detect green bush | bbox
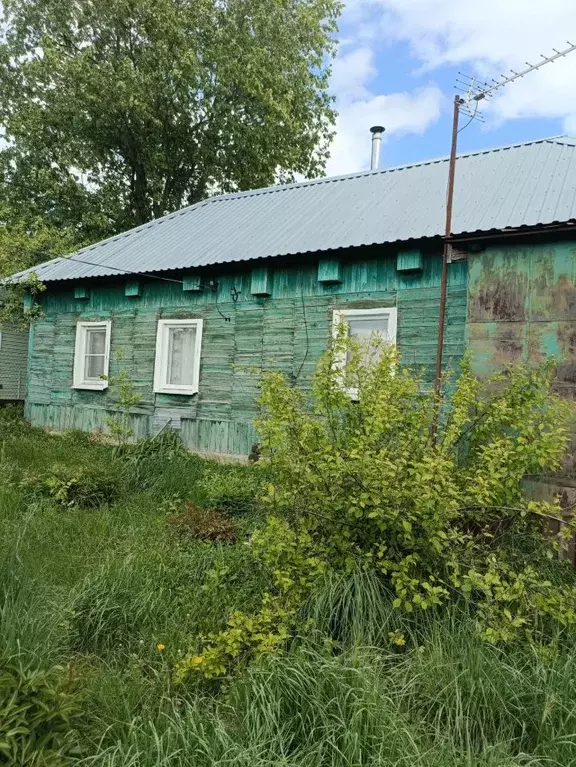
[0,653,80,766]
[120,429,188,463]
[178,333,576,679]
[21,462,123,509]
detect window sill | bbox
[154,386,198,396]
[72,381,109,391]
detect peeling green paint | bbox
[468,241,576,384]
[397,250,423,273]
[317,259,342,284]
[26,253,468,456]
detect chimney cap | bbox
[370,125,385,134]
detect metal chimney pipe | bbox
[369,125,385,170]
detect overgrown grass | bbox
[2,409,576,765]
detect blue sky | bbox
[326,0,576,175]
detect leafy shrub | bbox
[0,653,80,765]
[198,464,266,515]
[104,359,143,444]
[21,462,123,508]
[169,503,237,543]
[178,333,576,680]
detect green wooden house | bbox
[0,321,29,402]
[11,136,576,459]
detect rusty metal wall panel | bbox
[468,240,576,478]
[468,241,576,376]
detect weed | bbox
[21,462,123,509]
[198,464,265,515]
[169,504,237,544]
[0,652,81,766]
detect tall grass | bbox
[2,412,576,765]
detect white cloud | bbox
[327,19,444,175]
[354,0,576,130]
[327,0,576,174]
[330,47,377,102]
[327,86,443,175]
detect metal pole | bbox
[369,125,385,170]
[432,95,462,438]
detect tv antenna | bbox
[432,40,576,435]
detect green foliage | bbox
[21,462,123,508]
[0,0,340,254]
[4,408,576,764]
[0,219,82,279]
[181,332,576,679]
[121,428,188,463]
[0,653,80,766]
[105,355,143,444]
[119,429,194,494]
[68,558,170,655]
[199,463,266,515]
[176,513,327,680]
[0,273,45,327]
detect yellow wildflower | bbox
[192,655,203,665]
[388,630,406,647]
[156,643,166,652]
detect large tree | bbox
[0,0,340,264]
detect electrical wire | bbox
[216,304,231,322]
[7,245,241,324]
[2,240,187,286]
[457,99,479,134]
[50,255,186,284]
[293,291,310,383]
[4,244,239,318]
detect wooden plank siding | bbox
[0,323,29,401]
[25,252,468,456]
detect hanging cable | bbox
[293,291,310,383]
[457,100,479,134]
[15,253,186,285]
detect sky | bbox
[326,0,576,176]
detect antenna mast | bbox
[431,41,576,437]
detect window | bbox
[154,319,203,395]
[73,321,111,390]
[332,307,397,397]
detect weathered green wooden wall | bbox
[26,252,468,455]
[468,240,576,476]
[0,323,29,401]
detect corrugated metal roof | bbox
[14,135,576,283]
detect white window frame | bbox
[153,318,203,395]
[332,307,397,398]
[72,320,111,390]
